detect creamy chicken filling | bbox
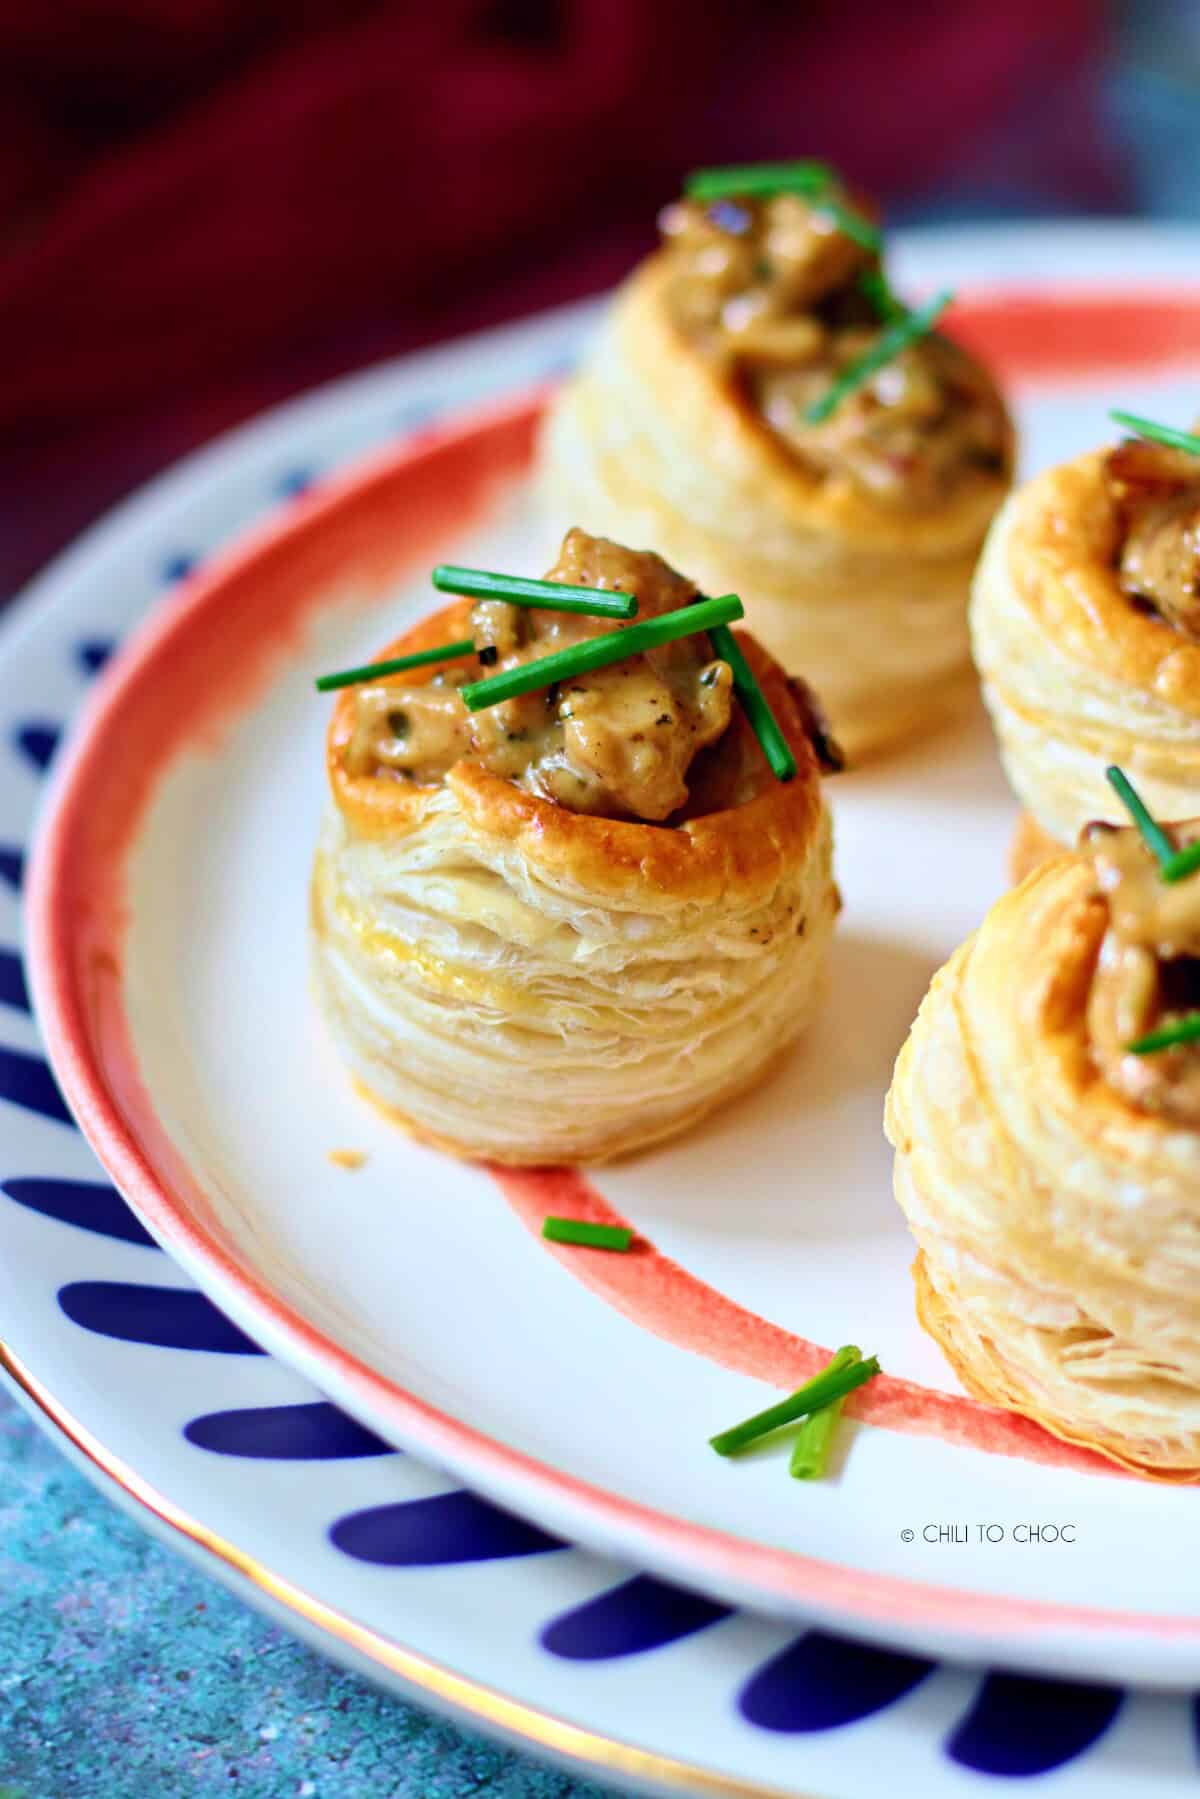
[343,530,735,822]
[1085,820,1200,1123]
[658,190,1008,507]
[1106,438,1200,640]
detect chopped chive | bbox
[1104,765,1175,869]
[1109,411,1200,459]
[683,161,878,251]
[685,160,835,202]
[432,565,637,620]
[707,622,796,782]
[812,193,881,253]
[541,1216,633,1251]
[789,1346,861,1480]
[858,268,907,324]
[1161,839,1200,884]
[1128,1013,1200,1056]
[315,638,475,693]
[460,593,744,713]
[804,289,954,425]
[710,1355,880,1458]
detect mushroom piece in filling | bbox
[343,530,738,823]
[1106,437,1200,641]
[1085,819,1200,1123]
[657,189,1009,508]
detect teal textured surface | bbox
[0,1392,618,1799]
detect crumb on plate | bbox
[328,1148,367,1171]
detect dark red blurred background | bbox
[0,0,1186,601]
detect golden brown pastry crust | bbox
[315,601,839,1163]
[973,450,1200,849]
[886,850,1200,1480]
[539,256,1013,758]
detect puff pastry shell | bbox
[972,449,1200,867]
[539,257,1010,757]
[312,600,838,1163]
[886,849,1200,1479]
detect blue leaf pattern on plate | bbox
[739,1632,935,1732]
[0,948,29,1012]
[946,1672,1122,1775]
[2,1177,157,1247]
[540,1574,731,1660]
[277,467,316,497]
[330,1492,567,1566]
[186,1401,393,1461]
[0,1046,73,1125]
[76,639,116,675]
[0,845,23,891]
[58,1281,265,1354]
[14,722,60,773]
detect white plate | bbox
[20,223,1200,1702]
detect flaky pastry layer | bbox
[313,605,838,1162]
[973,450,1200,848]
[886,852,1200,1478]
[538,257,1010,757]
